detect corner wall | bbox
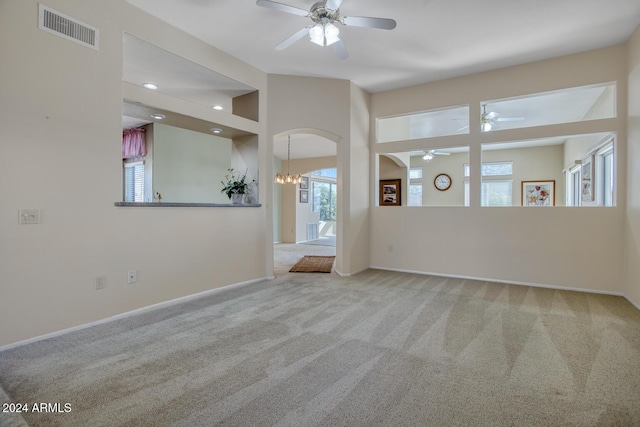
[626,25,640,307]
[267,75,370,275]
[0,0,268,347]
[370,46,627,294]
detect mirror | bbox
[121,34,259,204]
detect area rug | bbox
[289,255,335,273]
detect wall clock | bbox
[434,173,452,191]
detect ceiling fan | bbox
[456,105,525,131]
[480,104,525,131]
[422,149,450,161]
[256,0,397,60]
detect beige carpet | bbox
[289,255,336,273]
[1,269,639,426]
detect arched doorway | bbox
[272,130,339,275]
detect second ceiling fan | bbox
[256,0,397,59]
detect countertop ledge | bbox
[114,202,261,208]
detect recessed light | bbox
[211,128,222,134]
[212,105,223,111]
[150,114,165,120]
[143,83,158,90]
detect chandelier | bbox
[275,135,302,185]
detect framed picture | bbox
[581,155,594,202]
[521,180,555,206]
[300,190,308,203]
[300,176,309,190]
[380,179,401,206]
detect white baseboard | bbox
[336,267,369,278]
[0,277,267,352]
[625,294,640,310]
[369,265,632,300]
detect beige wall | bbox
[152,123,232,204]
[370,46,627,294]
[626,25,640,307]
[0,0,268,347]
[267,75,370,275]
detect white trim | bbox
[369,265,631,298]
[626,295,640,311]
[0,277,267,352]
[335,266,369,278]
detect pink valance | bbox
[122,127,146,159]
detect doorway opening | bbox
[273,132,338,275]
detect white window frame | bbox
[124,161,144,202]
[595,141,614,206]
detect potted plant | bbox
[221,168,255,204]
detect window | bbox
[377,105,469,143]
[596,142,614,206]
[124,161,144,202]
[464,162,513,177]
[480,82,616,133]
[311,168,337,179]
[410,167,423,179]
[481,181,513,206]
[409,184,422,206]
[311,180,337,221]
[464,161,514,206]
[568,165,581,206]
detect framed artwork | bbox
[300,176,309,190]
[380,179,401,206]
[581,155,594,202]
[521,180,555,206]
[300,190,308,203]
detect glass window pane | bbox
[409,184,422,206]
[410,167,422,180]
[377,105,469,143]
[464,181,469,206]
[482,162,512,176]
[481,82,615,133]
[481,181,512,206]
[311,168,337,179]
[603,151,613,206]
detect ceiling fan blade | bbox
[343,16,397,30]
[495,116,525,122]
[331,39,349,60]
[484,111,499,120]
[325,0,344,10]
[275,27,310,50]
[433,151,451,156]
[256,0,309,17]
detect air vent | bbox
[38,4,99,50]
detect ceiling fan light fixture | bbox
[324,23,340,46]
[309,24,325,46]
[482,122,492,132]
[423,152,434,161]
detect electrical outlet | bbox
[95,276,106,290]
[127,270,137,284]
[19,209,40,224]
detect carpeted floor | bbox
[1,267,639,426]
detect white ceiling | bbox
[122,0,639,159]
[126,0,640,93]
